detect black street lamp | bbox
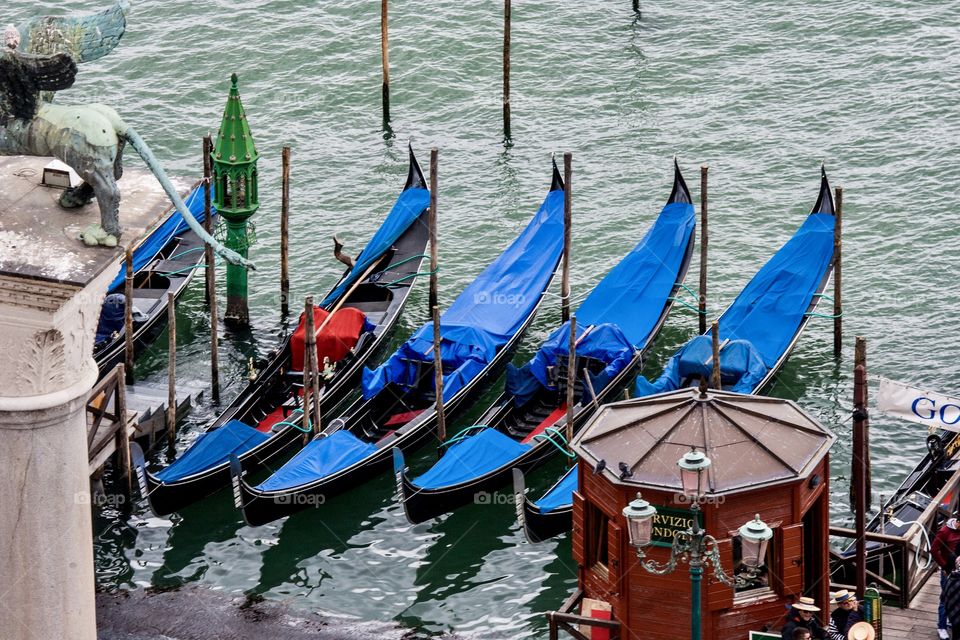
[621,449,773,640]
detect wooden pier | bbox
[883,573,941,639]
[87,364,202,479]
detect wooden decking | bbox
[883,572,943,639]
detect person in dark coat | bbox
[942,558,960,640]
[781,597,826,640]
[933,517,960,639]
[825,590,864,640]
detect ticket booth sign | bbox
[650,506,703,548]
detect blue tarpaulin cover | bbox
[320,187,430,309]
[155,420,268,483]
[412,428,532,489]
[536,465,578,514]
[506,199,696,406]
[95,293,126,345]
[107,184,212,293]
[362,189,566,401]
[636,211,835,396]
[255,431,377,491]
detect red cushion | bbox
[291,306,368,371]
[384,409,424,427]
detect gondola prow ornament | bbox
[0,2,252,268]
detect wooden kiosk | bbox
[555,388,836,640]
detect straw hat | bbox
[831,589,854,605]
[792,596,820,612]
[847,621,875,640]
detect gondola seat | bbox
[291,306,374,371]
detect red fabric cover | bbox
[291,306,367,371]
[521,405,567,444]
[589,608,611,640]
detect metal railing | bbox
[829,465,960,608]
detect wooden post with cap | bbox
[833,186,843,357]
[562,152,572,323]
[699,166,708,335]
[429,148,439,312]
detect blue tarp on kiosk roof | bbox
[636,210,835,396]
[362,189,566,402]
[107,183,213,293]
[320,186,430,309]
[506,199,696,406]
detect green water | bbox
[9,0,960,637]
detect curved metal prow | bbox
[667,157,693,205]
[550,156,565,192]
[404,143,427,191]
[811,165,835,215]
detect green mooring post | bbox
[213,73,260,326]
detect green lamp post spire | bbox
[213,73,259,325]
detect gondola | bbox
[94,182,212,377]
[230,160,567,526]
[132,145,431,516]
[394,161,697,524]
[831,425,960,595]
[517,166,838,542]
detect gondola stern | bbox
[404,143,428,192]
[129,441,150,502]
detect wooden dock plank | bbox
[883,572,944,640]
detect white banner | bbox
[876,377,960,433]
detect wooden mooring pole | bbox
[166,292,177,447]
[699,166,708,335]
[710,321,721,390]
[433,305,446,443]
[124,248,134,385]
[502,0,511,141]
[203,135,214,305]
[209,240,220,404]
[281,146,291,316]
[562,152,572,323]
[566,315,577,446]
[302,296,322,438]
[116,363,132,494]
[833,186,843,357]
[852,335,869,599]
[429,148,439,311]
[380,0,390,124]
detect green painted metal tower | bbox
[213,73,259,325]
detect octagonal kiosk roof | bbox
[570,388,835,495]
